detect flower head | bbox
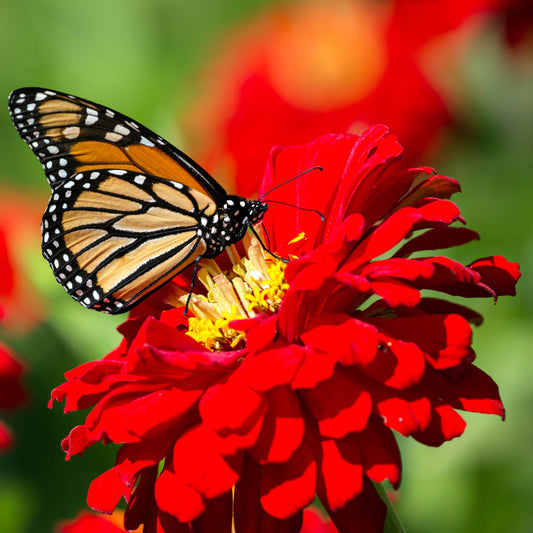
[51,128,520,532]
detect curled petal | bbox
[469,256,521,297]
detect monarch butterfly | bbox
[8,87,268,314]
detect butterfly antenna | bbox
[261,221,272,251]
[262,199,325,221]
[258,166,323,200]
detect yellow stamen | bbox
[163,234,291,351]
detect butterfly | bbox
[8,87,267,314]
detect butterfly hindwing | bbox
[8,87,227,200]
[42,169,215,314]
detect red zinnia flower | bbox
[51,127,520,533]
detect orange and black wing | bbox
[41,168,216,314]
[8,87,227,201]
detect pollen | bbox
[165,235,290,351]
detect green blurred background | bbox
[0,1,531,532]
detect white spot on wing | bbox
[114,124,130,136]
[63,126,80,139]
[140,136,155,147]
[105,132,122,142]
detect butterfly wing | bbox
[8,87,227,201]
[42,169,215,314]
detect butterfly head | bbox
[219,195,267,235]
[246,198,268,226]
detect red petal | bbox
[396,227,479,257]
[363,334,425,389]
[250,387,305,464]
[414,198,462,226]
[292,349,337,389]
[87,467,125,514]
[260,441,316,519]
[318,437,363,510]
[422,365,505,418]
[301,314,378,367]
[239,344,306,391]
[326,477,386,533]
[398,174,460,206]
[342,208,421,271]
[377,396,432,436]
[302,372,372,438]
[87,385,203,443]
[371,314,473,370]
[155,469,205,522]
[370,278,421,307]
[191,492,233,533]
[171,425,242,499]
[234,458,304,533]
[61,425,95,458]
[469,256,521,297]
[200,379,267,433]
[359,419,402,488]
[116,438,174,487]
[412,404,466,446]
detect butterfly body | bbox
[9,88,267,314]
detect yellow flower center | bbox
[164,234,289,351]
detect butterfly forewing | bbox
[8,88,226,200]
[9,87,267,314]
[42,169,212,313]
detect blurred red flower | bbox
[57,510,141,533]
[51,128,520,532]
[0,342,26,451]
[0,188,46,331]
[502,0,533,46]
[181,0,519,198]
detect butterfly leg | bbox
[184,255,203,315]
[248,225,288,263]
